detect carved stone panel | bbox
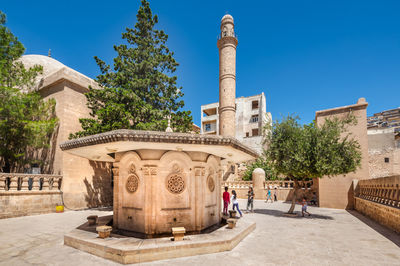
[126,163,139,193]
[207,168,215,192]
[166,164,185,194]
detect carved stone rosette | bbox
[207,168,215,192]
[166,164,185,194]
[126,163,139,193]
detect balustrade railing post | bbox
[42,177,50,190]
[32,176,40,191]
[20,175,29,191]
[9,175,18,191]
[0,175,5,191]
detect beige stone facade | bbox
[368,128,400,178]
[19,55,112,209]
[315,98,370,209]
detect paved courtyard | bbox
[0,200,399,266]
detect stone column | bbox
[217,14,238,137]
[194,167,205,232]
[252,168,265,200]
[112,162,120,229]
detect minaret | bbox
[217,14,238,137]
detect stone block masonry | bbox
[0,173,62,219]
[355,175,400,233]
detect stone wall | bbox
[368,129,400,178]
[354,197,400,233]
[315,98,369,209]
[40,79,113,210]
[355,175,400,233]
[0,173,63,219]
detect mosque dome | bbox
[19,54,66,80]
[17,54,98,92]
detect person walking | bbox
[273,187,278,202]
[246,187,254,212]
[266,188,273,203]
[231,190,243,217]
[300,197,311,217]
[222,186,230,216]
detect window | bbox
[251,115,259,123]
[252,101,259,110]
[252,129,259,136]
[246,132,249,137]
[384,157,389,163]
[205,124,211,132]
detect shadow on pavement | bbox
[347,210,400,248]
[253,208,334,220]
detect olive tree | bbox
[264,115,361,214]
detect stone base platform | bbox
[64,218,256,264]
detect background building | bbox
[20,54,113,209]
[367,108,400,178]
[367,107,400,132]
[201,92,271,154]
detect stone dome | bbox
[221,14,234,22]
[252,168,265,175]
[19,54,66,80]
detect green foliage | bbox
[0,11,57,172]
[242,156,278,181]
[70,0,192,138]
[264,114,361,181]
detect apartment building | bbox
[200,92,271,153]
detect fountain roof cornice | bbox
[60,129,259,163]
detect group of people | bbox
[223,186,316,217]
[222,186,256,216]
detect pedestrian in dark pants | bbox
[247,187,254,212]
[274,187,278,201]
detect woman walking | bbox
[231,190,243,217]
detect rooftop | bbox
[60,129,259,162]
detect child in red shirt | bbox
[222,186,230,215]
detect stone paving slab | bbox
[65,218,255,264]
[0,201,399,265]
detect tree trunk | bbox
[287,180,299,214]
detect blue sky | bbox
[2,0,400,125]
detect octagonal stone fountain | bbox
[61,130,257,239]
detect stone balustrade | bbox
[357,175,400,208]
[222,180,313,190]
[354,175,400,233]
[222,181,253,189]
[222,179,314,201]
[0,173,62,192]
[264,180,313,189]
[0,173,63,219]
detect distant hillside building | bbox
[200,93,271,154]
[367,107,400,178]
[367,107,400,133]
